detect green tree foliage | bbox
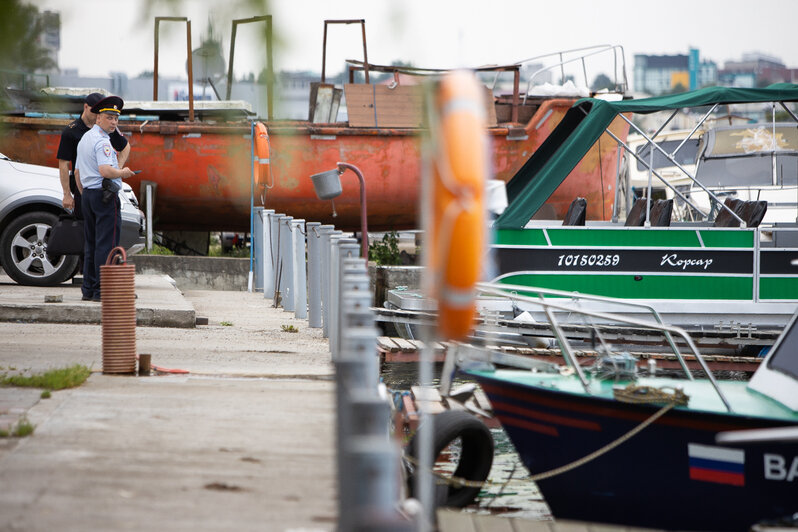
[369,231,402,265]
[0,0,57,113]
[0,1,57,74]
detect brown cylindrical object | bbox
[100,263,136,374]
[138,354,151,375]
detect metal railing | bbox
[251,207,417,531]
[476,281,733,412]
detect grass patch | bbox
[220,321,233,327]
[41,390,51,399]
[0,364,90,390]
[281,324,299,333]
[0,416,35,438]
[140,243,175,255]
[208,246,250,258]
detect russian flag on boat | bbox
[688,443,745,486]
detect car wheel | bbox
[0,211,79,286]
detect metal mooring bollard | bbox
[332,241,360,361]
[100,246,136,374]
[280,216,295,312]
[252,206,264,292]
[291,219,307,319]
[307,223,329,328]
[261,209,275,298]
[335,254,414,532]
[267,212,284,302]
[324,231,343,338]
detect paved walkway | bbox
[0,275,336,531]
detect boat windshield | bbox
[635,139,700,172]
[694,154,798,187]
[768,314,798,379]
[693,124,798,188]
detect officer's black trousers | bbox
[81,188,121,299]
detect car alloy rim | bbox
[10,222,66,278]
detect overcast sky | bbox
[31,0,798,89]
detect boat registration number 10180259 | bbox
[557,254,620,267]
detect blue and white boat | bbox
[462,283,798,531]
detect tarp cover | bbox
[496,83,798,229]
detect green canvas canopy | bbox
[496,83,798,229]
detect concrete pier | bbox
[0,273,336,531]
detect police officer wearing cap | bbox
[56,92,129,219]
[76,95,136,301]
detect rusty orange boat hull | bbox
[0,99,628,231]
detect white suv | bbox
[0,152,145,286]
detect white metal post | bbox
[262,209,276,299]
[291,219,307,319]
[252,207,264,292]
[280,216,294,312]
[145,184,153,252]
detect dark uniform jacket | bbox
[57,118,128,194]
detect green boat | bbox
[490,84,798,329]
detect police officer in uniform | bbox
[56,92,129,218]
[76,95,135,301]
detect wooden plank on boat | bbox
[344,84,497,128]
[377,336,400,352]
[436,510,668,532]
[393,337,418,352]
[411,385,442,402]
[437,509,478,532]
[344,84,423,128]
[474,513,515,532]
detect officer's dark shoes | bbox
[81,294,93,301]
[92,294,101,302]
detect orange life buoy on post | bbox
[428,71,487,341]
[254,121,271,188]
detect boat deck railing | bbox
[518,44,628,103]
[474,281,734,412]
[607,102,798,227]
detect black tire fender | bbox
[405,409,494,508]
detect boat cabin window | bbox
[695,153,798,188]
[695,125,798,188]
[696,155,777,187]
[635,139,699,172]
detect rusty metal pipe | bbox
[186,19,194,122]
[153,17,193,121]
[227,15,273,118]
[336,162,368,258]
[322,19,369,84]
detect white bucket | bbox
[311,169,343,200]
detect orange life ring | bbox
[254,121,270,187]
[428,71,487,341]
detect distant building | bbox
[719,52,798,87]
[634,49,717,95]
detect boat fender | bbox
[405,409,494,508]
[429,71,487,341]
[253,121,271,188]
